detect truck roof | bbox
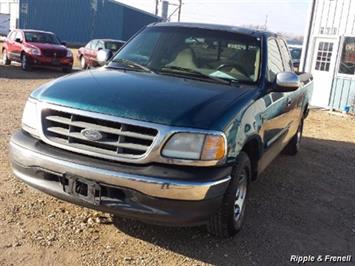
[151,22,277,38]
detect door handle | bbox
[287,97,292,107]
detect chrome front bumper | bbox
[9,131,231,201]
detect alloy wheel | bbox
[234,169,248,222]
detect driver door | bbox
[258,38,294,172]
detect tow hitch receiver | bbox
[61,176,101,205]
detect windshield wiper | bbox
[111,58,153,73]
[158,66,232,85]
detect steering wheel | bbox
[217,63,250,78]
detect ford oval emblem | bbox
[81,128,103,141]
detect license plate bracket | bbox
[62,176,101,205]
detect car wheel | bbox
[2,49,11,65]
[80,56,87,69]
[207,151,250,237]
[62,66,73,73]
[283,118,304,155]
[21,54,30,71]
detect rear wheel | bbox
[207,152,250,237]
[283,119,304,155]
[21,54,30,71]
[2,49,11,65]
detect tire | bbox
[21,54,30,71]
[62,66,72,73]
[2,49,11,65]
[80,56,87,69]
[283,118,303,155]
[207,152,251,237]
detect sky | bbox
[116,0,312,35]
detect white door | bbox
[311,38,338,107]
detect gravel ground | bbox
[0,63,355,266]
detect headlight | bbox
[66,49,73,57]
[162,133,226,161]
[25,47,41,56]
[22,99,40,137]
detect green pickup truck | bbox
[10,22,313,237]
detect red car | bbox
[77,39,125,69]
[2,29,73,73]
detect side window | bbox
[8,31,16,41]
[15,31,23,42]
[85,41,92,49]
[96,41,104,50]
[267,38,284,82]
[91,40,98,50]
[278,39,293,72]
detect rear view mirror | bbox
[97,49,113,66]
[274,72,300,92]
[61,41,67,46]
[15,38,22,43]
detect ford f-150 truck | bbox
[9,23,313,237]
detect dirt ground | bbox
[0,63,355,266]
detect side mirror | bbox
[97,49,113,66]
[15,38,22,43]
[274,72,300,92]
[61,41,67,46]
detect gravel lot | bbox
[1,63,355,266]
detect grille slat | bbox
[42,109,158,159]
[47,127,149,151]
[46,115,155,140]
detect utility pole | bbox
[177,0,182,22]
[155,0,163,16]
[264,15,268,30]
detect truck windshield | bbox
[25,32,60,45]
[111,26,261,83]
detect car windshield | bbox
[24,32,60,45]
[111,26,261,83]
[105,41,124,51]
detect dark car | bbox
[77,39,125,69]
[10,23,313,237]
[1,29,73,73]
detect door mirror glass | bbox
[15,38,22,43]
[97,49,113,66]
[274,72,300,92]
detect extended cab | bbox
[9,23,313,237]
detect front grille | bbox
[42,109,158,159]
[42,49,66,58]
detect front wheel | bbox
[80,56,87,69]
[207,152,251,237]
[2,49,11,65]
[283,119,304,155]
[21,54,30,71]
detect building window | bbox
[338,37,355,75]
[315,42,333,71]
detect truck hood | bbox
[32,69,255,130]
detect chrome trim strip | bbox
[10,141,231,201]
[34,101,227,167]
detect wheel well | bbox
[242,138,261,180]
[303,103,309,118]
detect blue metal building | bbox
[19,0,162,44]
